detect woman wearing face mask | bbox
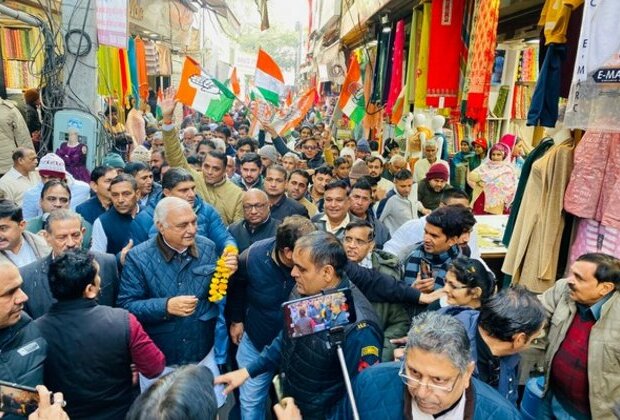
[467,142,517,215]
[442,257,495,310]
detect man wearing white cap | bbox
[21,153,91,219]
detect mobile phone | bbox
[282,288,356,339]
[420,259,432,280]
[0,381,41,416]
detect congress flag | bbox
[337,58,365,125]
[255,48,285,106]
[272,88,315,136]
[176,56,234,122]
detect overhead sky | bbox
[231,0,309,30]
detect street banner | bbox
[96,0,127,49]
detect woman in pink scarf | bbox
[467,142,517,215]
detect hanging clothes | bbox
[414,2,431,108]
[371,28,391,104]
[386,20,405,116]
[539,0,584,45]
[143,40,160,76]
[567,219,620,272]
[127,37,140,104]
[426,0,466,108]
[134,37,149,102]
[501,140,574,293]
[526,44,566,127]
[97,45,122,100]
[156,44,172,76]
[564,131,620,229]
[564,0,620,132]
[502,137,555,246]
[463,0,500,127]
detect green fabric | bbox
[370,250,410,362]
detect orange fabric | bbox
[134,37,149,101]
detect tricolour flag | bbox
[255,48,285,106]
[176,56,234,122]
[272,88,315,136]
[337,58,365,125]
[230,67,241,96]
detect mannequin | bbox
[56,128,90,182]
[406,114,432,166]
[430,115,449,161]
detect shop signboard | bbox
[95,0,127,49]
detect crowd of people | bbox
[0,87,618,420]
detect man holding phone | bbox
[218,231,383,419]
[404,205,477,293]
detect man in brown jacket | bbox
[539,252,620,420]
[159,89,243,225]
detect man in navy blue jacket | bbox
[342,312,522,420]
[118,197,237,407]
[225,220,443,419]
[219,231,383,419]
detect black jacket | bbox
[20,252,120,319]
[229,216,279,253]
[270,195,309,221]
[227,238,421,352]
[0,314,46,387]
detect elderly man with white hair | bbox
[118,197,236,405]
[412,140,450,183]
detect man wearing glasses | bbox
[343,219,409,362]
[20,209,119,318]
[118,197,236,406]
[342,312,521,419]
[229,189,279,253]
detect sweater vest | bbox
[99,207,134,254]
[35,301,133,420]
[280,281,381,419]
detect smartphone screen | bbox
[282,289,356,339]
[0,381,40,416]
[420,259,432,280]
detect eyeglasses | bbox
[302,145,317,151]
[343,236,372,247]
[243,203,268,211]
[398,362,461,394]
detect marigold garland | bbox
[208,245,238,302]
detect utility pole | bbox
[61,0,98,112]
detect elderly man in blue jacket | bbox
[118,197,237,406]
[343,312,523,420]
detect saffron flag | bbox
[255,48,285,106]
[230,67,241,96]
[285,89,293,107]
[337,58,365,125]
[272,88,315,135]
[176,56,234,122]
[391,86,406,137]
